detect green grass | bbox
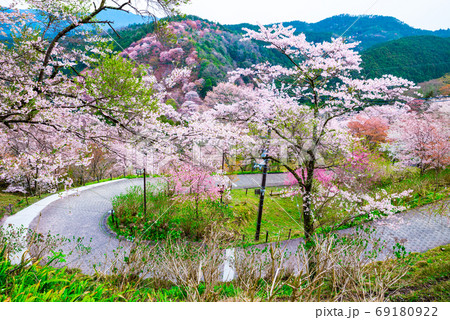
[229,188,302,243]
[381,168,450,208]
[0,258,116,302]
[229,167,450,245]
[107,167,450,245]
[108,184,302,244]
[0,192,24,218]
[107,183,300,244]
[388,244,450,302]
[110,184,235,241]
[0,192,52,220]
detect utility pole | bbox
[142,150,148,219]
[222,151,226,172]
[255,129,271,241]
[143,167,147,218]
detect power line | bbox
[96,24,140,63]
[323,0,450,79]
[338,0,379,39]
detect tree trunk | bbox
[302,157,317,277]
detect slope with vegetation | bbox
[1,229,448,302]
[6,10,448,97]
[418,73,450,97]
[106,15,450,102]
[361,36,450,83]
[104,16,289,108]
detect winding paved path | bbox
[266,201,450,261]
[3,174,450,275]
[29,179,146,273]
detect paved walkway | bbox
[2,179,133,266]
[28,179,152,273]
[228,173,290,189]
[269,200,450,261]
[2,176,449,275]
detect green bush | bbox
[111,185,233,241]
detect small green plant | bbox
[393,243,409,260]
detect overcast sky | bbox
[180,0,450,31]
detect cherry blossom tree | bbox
[386,113,450,175]
[0,125,91,195]
[203,24,417,248]
[347,115,389,148]
[164,160,226,236]
[86,145,117,182]
[160,47,185,62]
[0,0,185,129]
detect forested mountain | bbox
[361,36,450,83]
[3,8,449,49]
[108,16,290,104]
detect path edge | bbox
[2,179,126,230]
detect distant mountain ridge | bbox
[96,9,157,29]
[0,8,154,41]
[2,8,449,49]
[103,16,449,113]
[225,14,450,50]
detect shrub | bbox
[111,184,233,241]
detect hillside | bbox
[361,36,450,83]
[109,16,449,103]
[108,17,290,112]
[3,9,449,50]
[417,73,450,97]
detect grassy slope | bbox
[107,166,450,245]
[0,192,24,216]
[389,244,450,302]
[230,167,450,244]
[0,193,47,220]
[230,188,302,242]
[417,72,450,97]
[2,168,449,302]
[1,243,448,302]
